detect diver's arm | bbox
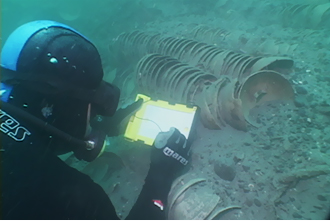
[126,128,190,220]
[125,164,172,220]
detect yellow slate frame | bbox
[124,94,197,146]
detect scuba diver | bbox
[0,20,191,219]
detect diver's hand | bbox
[150,127,191,178]
[126,128,191,220]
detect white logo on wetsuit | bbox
[163,147,188,165]
[0,109,31,141]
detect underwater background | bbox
[2,0,330,219]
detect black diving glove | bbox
[151,127,190,176]
[148,127,191,204]
[126,127,191,220]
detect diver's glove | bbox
[148,128,191,201]
[127,128,191,219]
[151,127,190,174]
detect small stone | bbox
[313,205,324,210]
[245,199,253,207]
[262,144,271,150]
[243,186,250,193]
[302,135,310,141]
[274,166,284,173]
[274,199,284,206]
[254,198,262,207]
[294,95,307,107]
[317,195,327,201]
[214,163,236,182]
[311,145,317,149]
[233,152,245,163]
[295,86,308,95]
[256,117,262,124]
[273,152,281,158]
[257,182,265,190]
[320,145,329,154]
[288,136,296,143]
[294,157,302,163]
[297,109,306,117]
[292,212,303,218]
[242,165,250,172]
[316,106,330,117]
[266,130,273,136]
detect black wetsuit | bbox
[1,100,173,220]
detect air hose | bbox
[0,100,94,150]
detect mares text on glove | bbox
[162,147,188,165]
[153,127,190,166]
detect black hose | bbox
[0,100,90,150]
